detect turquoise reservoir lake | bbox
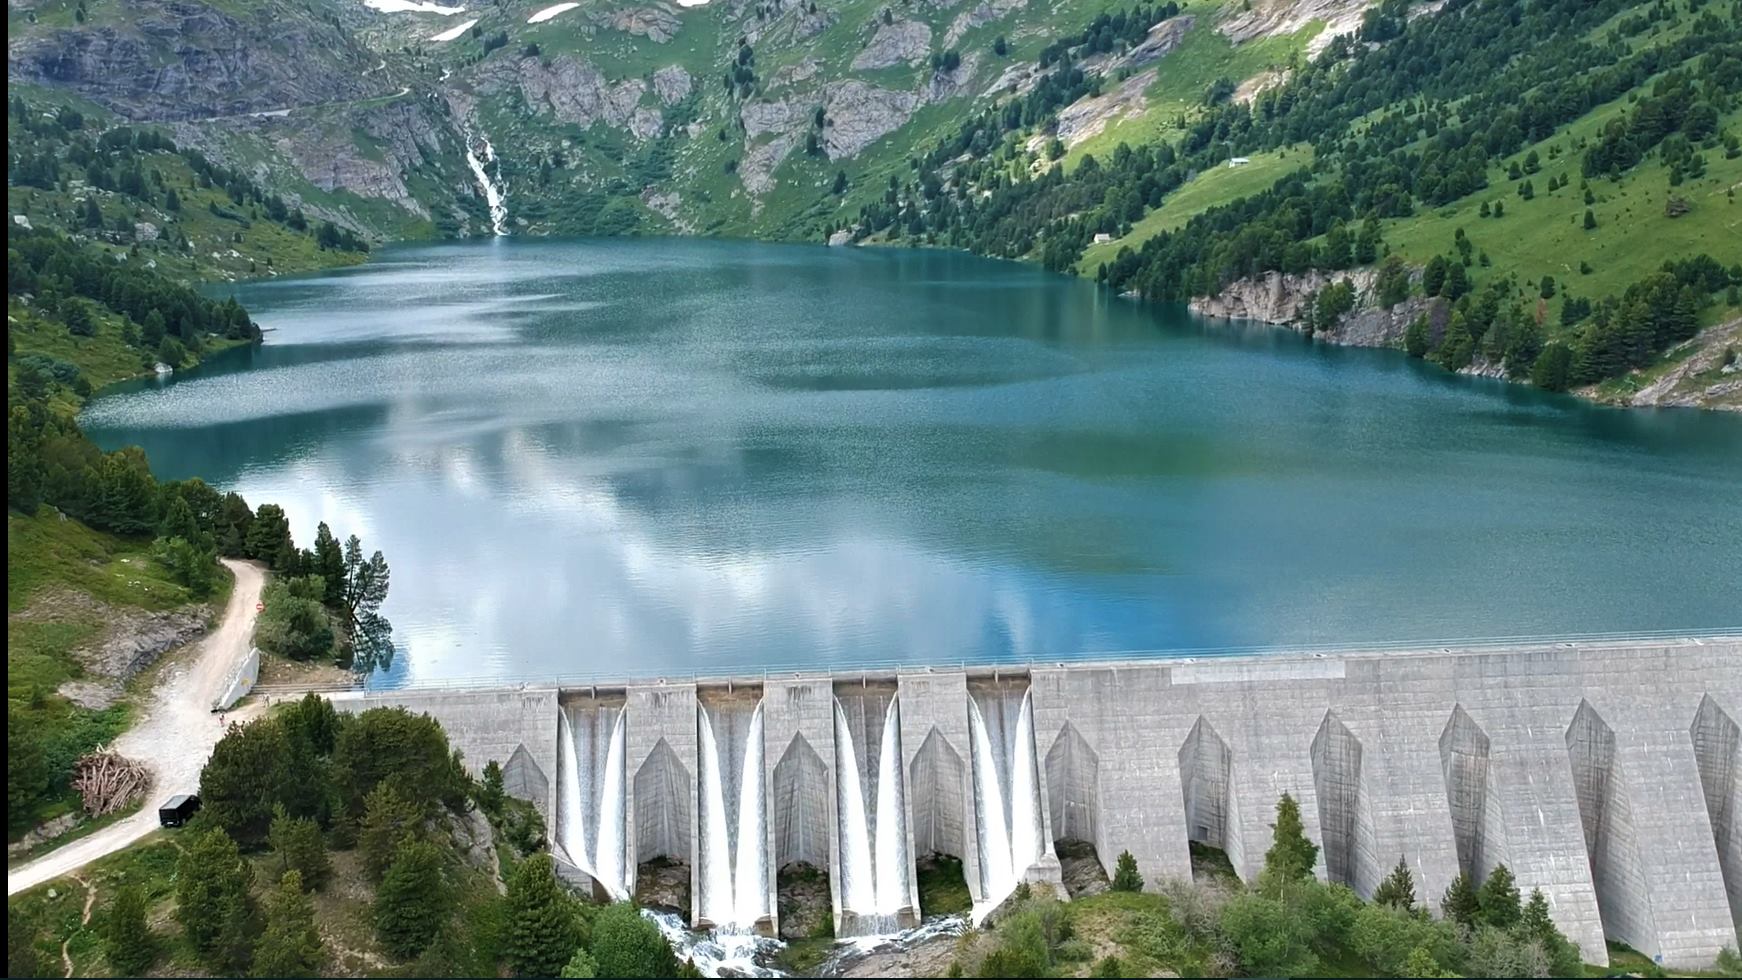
[81,239,1742,685]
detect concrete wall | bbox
[346,636,1741,968]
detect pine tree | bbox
[1092,955,1124,977]
[1477,864,1522,928]
[1262,793,1319,884]
[313,522,345,606]
[1519,887,1555,943]
[1111,850,1144,892]
[360,781,425,882]
[1583,209,1597,230]
[479,760,506,815]
[176,826,258,969]
[1405,315,1431,358]
[376,838,452,960]
[102,885,157,976]
[252,871,324,978]
[1372,856,1415,911]
[269,806,332,890]
[1441,872,1479,927]
[505,854,580,978]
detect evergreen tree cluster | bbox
[847,0,1739,387]
[7,95,365,254]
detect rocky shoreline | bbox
[1186,270,1740,411]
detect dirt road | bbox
[7,560,267,896]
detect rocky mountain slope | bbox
[8,0,1368,240]
[9,0,1739,407]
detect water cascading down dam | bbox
[833,683,918,935]
[555,696,629,900]
[697,690,771,933]
[968,678,1049,919]
[340,637,1742,970]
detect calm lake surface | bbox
[82,239,1742,686]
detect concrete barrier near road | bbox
[212,646,260,711]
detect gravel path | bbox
[7,560,267,896]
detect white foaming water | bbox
[595,709,628,899]
[464,135,508,236]
[968,689,1044,918]
[968,696,1014,903]
[648,910,782,977]
[873,696,909,916]
[733,702,767,927]
[698,704,735,927]
[556,710,589,876]
[555,707,629,899]
[699,702,767,930]
[1009,689,1044,881]
[835,695,912,934]
[835,700,877,916]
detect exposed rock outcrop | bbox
[238,96,450,219]
[651,64,692,105]
[850,19,933,70]
[823,81,920,158]
[1083,14,1192,75]
[776,864,832,941]
[629,105,664,140]
[1219,0,1374,56]
[740,96,808,140]
[634,858,690,913]
[1190,267,1449,351]
[483,55,646,130]
[597,4,682,42]
[924,51,981,102]
[1610,317,1742,411]
[742,131,800,195]
[943,0,1027,48]
[1042,66,1156,149]
[6,0,389,120]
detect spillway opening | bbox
[1311,711,1378,895]
[966,678,1047,918]
[1440,704,1497,883]
[1690,695,1741,940]
[556,695,630,901]
[1179,717,1240,883]
[696,687,772,935]
[833,683,917,935]
[1566,699,1657,953]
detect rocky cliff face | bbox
[483,54,648,130]
[7,0,389,119]
[1190,268,1447,351]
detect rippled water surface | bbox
[81,239,1742,685]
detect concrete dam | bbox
[335,636,1742,969]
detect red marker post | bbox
[256,601,265,613]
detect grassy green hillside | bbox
[7,89,375,283]
[7,510,228,840]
